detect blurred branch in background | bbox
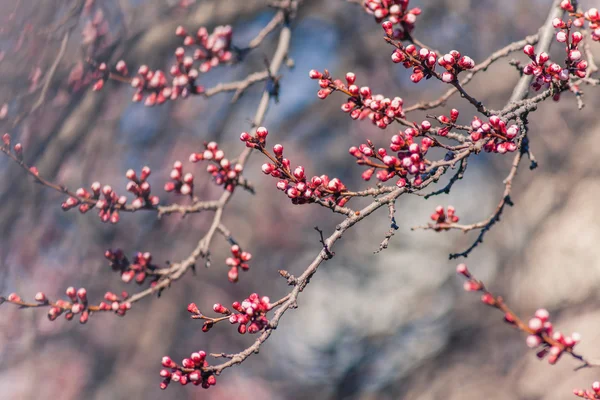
[0,0,599,399]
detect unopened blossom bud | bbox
[481,293,495,305]
[7,293,21,302]
[77,288,87,302]
[180,184,192,195]
[442,72,454,83]
[309,69,323,79]
[382,21,393,36]
[293,166,305,180]
[569,49,582,61]
[526,334,542,348]
[523,45,535,57]
[256,127,268,139]
[528,317,543,332]
[34,292,47,302]
[534,308,550,322]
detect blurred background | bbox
[1,0,600,399]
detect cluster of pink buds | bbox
[388,42,431,83]
[189,142,243,192]
[164,161,194,195]
[362,1,421,39]
[559,2,600,42]
[3,288,92,323]
[126,166,160,209]
[160,352,216,389]
[387,39,474,83]
[584,8,600,41]
[436,50,475,82]
[175,25,234,73]
[458,264,581,366]
[93,25,234,105]
[105,249,160,285]
[48,287,91,323]
[309,69,405,129]
[522,43,585,93]
[64,183,125,224]
[525,308,581,364]
[431,205,459,224]
[350,124,435,187]
[573,381,600,399]
[100,291,133,317]
[213,293,272,334]
[2,287,133,321]
[435,108,460,136]
[470,115,519,153]
[225,245,251,283]
[242,127,349,206]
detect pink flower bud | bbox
[569,49,582,61]
[556,31,567,43]
[523,45,535,57]
[528,317,543,332]
[442,72,454,83]
[309,69,322,79]
[526,334,542,348]
[456,263,469,276]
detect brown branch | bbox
[247,10,285,50]
[458,265,600,370]
[121,20,294,306]
[374,201,398,253]
[1,8,294,314]
[203,70,270,102]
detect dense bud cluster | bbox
[225,245,252,283]
[47,287,91,323]
[470,115,519,154]
[164,160,195,195]
[526,308,581,365]
[174,25,234,73]
[522,40,586,94]
[160,352,216,389]
[584,8,600,42]
[388,41,474,83]
[559,2,600,42]
[64,183,126,224]
[349,124,435,187]
[189,142,243,192]
[431,205,459,223]
[105,249,161,285]
[242,127,349,206]
[92,25,234,105]
[100,291,133,317]
[309,69,405,129]
[213,293,272,334]
[126,166,160,209]
[363,0,421,39]
[574,381,600,399]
